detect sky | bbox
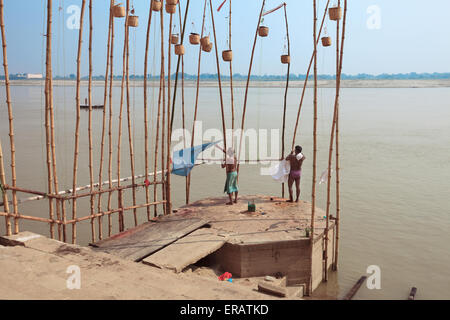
[1,0,450,77]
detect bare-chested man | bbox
[286,145,306,203]
[221,148,239,205]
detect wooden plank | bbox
[342,276,367,300]
[408,287,417,300]
[91,217,209,262]
[142,229,227,272]
[257,281,287,297]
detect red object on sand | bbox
[218,272,232,281]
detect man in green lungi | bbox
[222,148,238,205]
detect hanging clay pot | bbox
[112,5,126,18]
[202,42,213,53]
[127,15,139,27]
[258,26,269,37]
[222,50,233,62]
[329,7,342,21]
[175,44,185,56]
[281,55,290,64]
[189,33,200,45]
[200,36,210,47]
[165,4,177,14]
[151,0,162,12]
[170,34,179,45]
[321,36,332,47]
[167,0,179,5]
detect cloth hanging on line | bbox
[171,141,220,177]
[269,160,291,184]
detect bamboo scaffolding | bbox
[71,0,86,244]
[0,200,166,226]
[209,0,227,154]
[125,1,138,226]
[116,1,130,232]
[0,140,11,235]
[281,3,290,198]
[291,0,330,150]
[88,0,96,243]
[237,0,266,175]
[44,0,55,239]
[143,1,154,221]
[308,0,318,296]
[0,0,16,236]
[107,9,115,237]
[186,0,207,205]
[334,0,347,271]
[0,170,165,206]
[97,0,114,240]
[166,6,174,216]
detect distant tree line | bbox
[2,72,450,81]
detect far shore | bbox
[2,79,450,88]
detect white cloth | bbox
[296,153,304,161]
[270,160,291,184]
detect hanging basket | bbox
[170,34,179,45]
[189,33,200,45]
[202,42,213,53]
[258,26,269,37]
[281,55,290,64]
[127,16,139,27]
[200,36,210,47]
[165,4,177,14]
[151,0,162,12]
[222,50,233,62]
[329,7,342,21]
[175,44,185,56]
[112,5,126,18]
[167,0,179,5]
[321,37,332,47]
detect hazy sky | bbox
[1,0,450,76]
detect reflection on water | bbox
[1,85,449,299]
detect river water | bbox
[1,84,449,300]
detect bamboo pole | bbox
[308,0,318,296]
[97,0,114,240]
[117,1,130,232]
[166,7,174,216]
[237,0,266,175]
[281,3,290,198]
[88,0,96,243]
[143,1,154,221]
[44,0,55,239]
[186,0,207,205]
[71,0,86,244]
[47,0,62,241]
[160,4,166,215]
[334,0,347,271]
[170,0,191,129]
[229,0,235,150]
[125,4,138,226]
[0,140,11,235]
[153,41,163,218]
[177,2,188,205]
[107,8,115,237]
[209,0,227,154]
[291,0,330,150]
[0,0,17,235]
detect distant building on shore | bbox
[13,73,43,80]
